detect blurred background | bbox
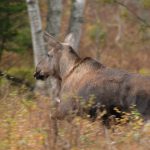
[0,0,150,150]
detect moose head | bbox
[34,32,80,80]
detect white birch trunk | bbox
[26,0,45,65]
[46,0,62,37]
[26,0,46,90]
[46,0,62,100]
[68,0,86,52]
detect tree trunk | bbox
[26,0,45,65]
[46,0,62,37]
[46,0,62,99]
[68,0,86,52]
[26,0,46,91]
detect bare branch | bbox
[114,0,150,28]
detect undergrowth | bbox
[0,82,150,150]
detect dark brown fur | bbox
[34,33,150,125]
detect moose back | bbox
[34,32,150,124]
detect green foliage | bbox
[120,8,129,19]
[140,0,150,9]
[139,24,148,32]
[21,98,36,110]
[0,77,9,86]
[7,67,35,83]
[88,24,106,44]
[7,28,32,53]
[131,108,141,119]
[139,68,150,75]
[0,0,31,57]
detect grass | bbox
[0,81,150,150]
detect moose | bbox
[34,32,150,125]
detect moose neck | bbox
[59,46,80,80]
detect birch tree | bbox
[26,0,46,90]
[46,0,62,99]
[45,0,85,99]
[46,0,62,37]
[68,0,86,51]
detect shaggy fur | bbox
[34,33,150,125]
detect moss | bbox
[7,67,35,84]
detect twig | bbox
[0,70,34,90]
[114,0,150,28]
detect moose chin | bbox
[34,31,150,126]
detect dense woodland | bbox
[0,0,150,150]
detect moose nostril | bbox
[34,71,39,77]
[33,70,48,80]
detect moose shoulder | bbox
[34,32,150,124]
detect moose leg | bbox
[50,101,60,149]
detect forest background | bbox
[0,0,150,150]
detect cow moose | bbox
[34,32,150,126]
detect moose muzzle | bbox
[34,71,49,80]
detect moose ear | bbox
[44,31,62,50]
[64,32,78,52]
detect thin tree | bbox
[68,0,86,51]
[45,0,86,99]
[45,0,62,100]
[26,0,46,90]
[46,0,62,37]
